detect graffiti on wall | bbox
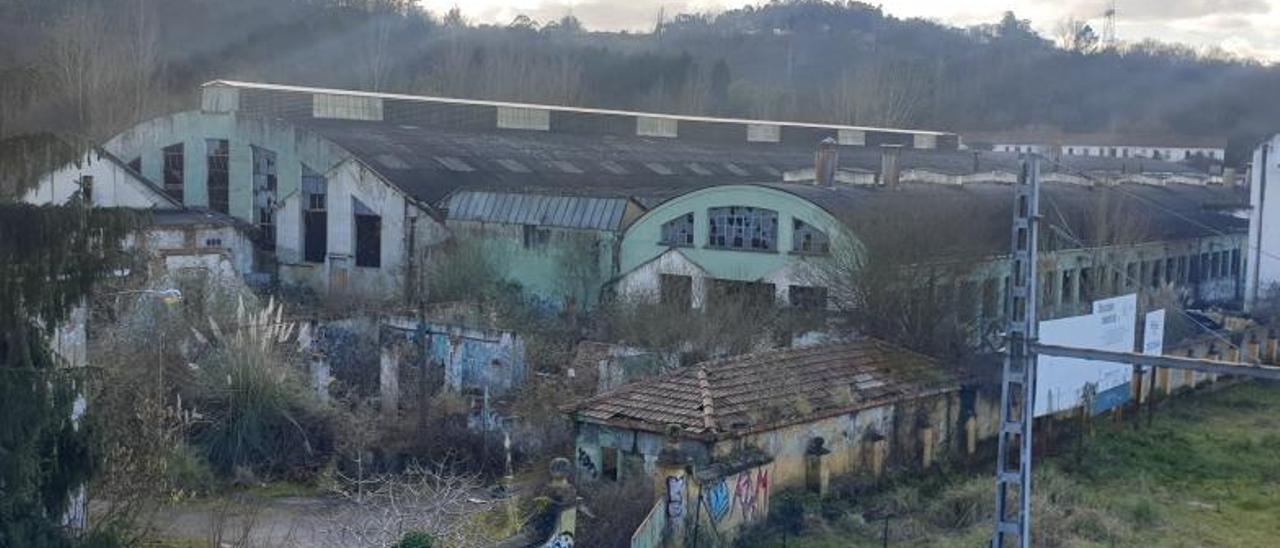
[545,532,573,548]
[666,475,686,519]
[704,467,771,525]
[707,479,731,522]
[577,448,598,478]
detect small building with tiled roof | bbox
[566,338,963,492]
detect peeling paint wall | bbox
[381,317,527,397]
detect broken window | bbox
[1150,259,1162,288]
[303,164,327,264]
[1061,269,1074,304]
[522,224,550,249]
[163,143,184,202]
[1177,255,1188,283]
[659,213,695,247]
[206,139,230,214]
[354,198,381,268]
[1232,249,1242,277]
[707,278,775,311]
[1125,263,1137,289]
[792,219,830,255]
[660,274,692,308]
[1079,267,1093,302]
[789,285,828,310]
[707,206,777,252]
[1189,254,1201,283]
[1200,252,1211,280]
[252,146,278,250]
[601,447,619,481]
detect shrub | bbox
[394,531,435,548]
[188,336,334,480]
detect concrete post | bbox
[546,457,578,547]
[1248,335,1262,363]
[1206,346,1221,387]
[868,437,888,478]
[965,415,978,457]
[379,344,400,415]
[920,426,937,469]
[1266,330,1278,364]
[805,437,831,496]
[656,425,690,548]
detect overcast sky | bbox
[417,1,1280,61]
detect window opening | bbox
[792,219,830,254]
[354,198,381,268]
[707,206,777,251]
[303,164,328,264]
[206,139,230,214]
[163,143,184,202]
[659,213,695,247]
[252,146,278,250]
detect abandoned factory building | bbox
[568,339,960,536]
[24,80,1249,319]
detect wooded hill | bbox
[1,0,1277,169]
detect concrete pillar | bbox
[1266,331,1278,364]
[379,345,400,415]
[805,438,831,496]
[1205,346,1221,387]
[1247,335,1261,363]
[868,438,888,478]
[311,353,331,403]
[965,415,978,457]
[655,425,690,548]
[920,426,937,469]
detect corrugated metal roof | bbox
[446,190,629,231]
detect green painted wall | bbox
[619,185,858,282]
[449,220,618,309]
[106,111,348,222]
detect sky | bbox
[417,0,1280,61]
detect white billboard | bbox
[1035,294,1145,417]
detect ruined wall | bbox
[446,220,617,310]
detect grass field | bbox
[741,381,1280,547]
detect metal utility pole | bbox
[993,155,1040,548]
[990,155,1279,547]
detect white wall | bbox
[1247,134,1280,310]
[23,150,177,209]
[276,159,447,299]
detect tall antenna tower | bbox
[1102,0,1117,47]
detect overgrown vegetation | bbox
[0,203,147,547]
[741,382,1280,547]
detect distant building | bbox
[971,131,1226,164]
[27,81,1247,315]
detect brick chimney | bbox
[814,137,839,186]
[880,145,902,188]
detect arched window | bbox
[659,212,695,247]
[708,206,777,251]
[792,219,830,255]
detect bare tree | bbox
[1055,17,1100,54]
[321,462,500,547]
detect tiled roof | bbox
[569,339,958,439]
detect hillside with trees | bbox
[2,0,1279,180]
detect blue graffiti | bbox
[707,480,731,522]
